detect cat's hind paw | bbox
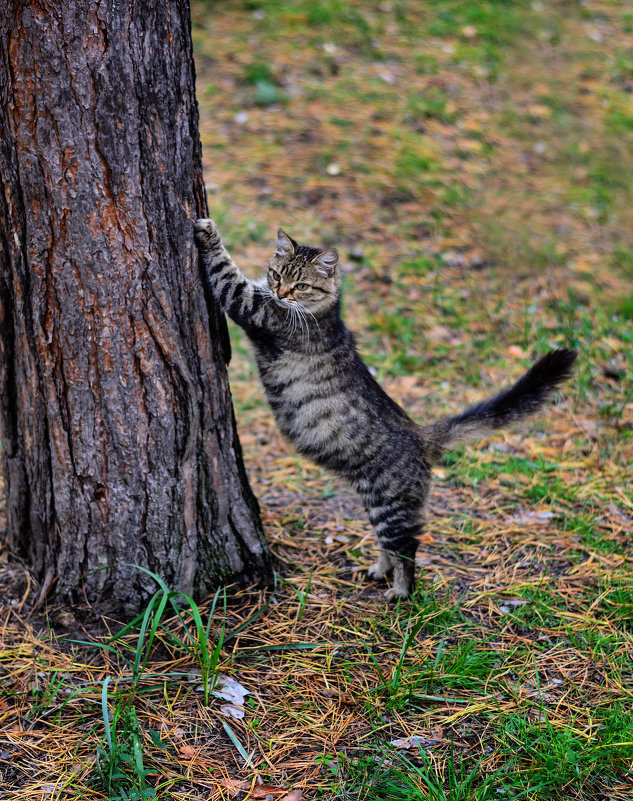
[367,552,393,581]
[384,585,410,602]
[384,559,414,600]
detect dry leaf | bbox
[390,734,435,749]
[212,673,250,703]
[527,103,552,118]
[220,703,246,720]
[219,779,246,798]
[253,786,295,799]
[219,779,297,799]
[211,673,250,719]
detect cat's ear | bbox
[275,228,297,258]
[312,248,339,277]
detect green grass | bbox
[95,685,157,801]
[319,748,511,800]
[68,568,230,798]
[565,511,627,556]
[496,705,633,799]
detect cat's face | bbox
[267,229,341,315]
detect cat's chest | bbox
[256,348,326,397]
[255,347,359,458]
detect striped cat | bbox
[194,218,577,600]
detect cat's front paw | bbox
[194,218,222,250]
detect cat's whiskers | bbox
[253,283,279,310]
[277,296,312,346]
[298,303,321,337]
[294,303,311,346]
[291,305,301,340]
[290,303,302,341]
[271,294,295,338]
[286,303,297,339]
[284,299,310,346]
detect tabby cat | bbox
[194,218,576,600]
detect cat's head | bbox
[267,229,341,315]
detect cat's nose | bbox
[278,286,292,299]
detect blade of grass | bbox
[235,641,342,654]
[222,721,253,767]
[133,591,169,690]
[101,677,113,755]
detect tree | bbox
[0,1,272,614]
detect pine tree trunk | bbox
[0,0,271,614]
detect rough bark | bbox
[0,0,271,614]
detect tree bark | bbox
[0,0,271,614]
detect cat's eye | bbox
[295,283,310,291]
[270,269,281,281]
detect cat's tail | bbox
[424,348,577,462]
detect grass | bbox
[495,704,633,798]
[96,688,156,800]
[319,748,508,800]
[2,0,633,798]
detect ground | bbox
[1,1,633,799]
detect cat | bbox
[194,218,577,600]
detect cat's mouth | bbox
[275,294,299,307]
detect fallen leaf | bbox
[527,103,552,118]
[220,779,248,798]
[426,324,453,342]
[178,744,197,759]
[391,734,436,749]
[219,779,296,799]
[212,674,250,704]
[210,673,251,719]
[254,786,296,799]
[507,345,527,359]
[220,703,245,720]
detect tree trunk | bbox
[0,0,271,614]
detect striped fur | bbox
[194,219,577,600]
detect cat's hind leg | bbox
[383,535,418,600]
[367,549,394,581]
[366,503,422,600]
[388,546,417,601]
[364,474,430,600]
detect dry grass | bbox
[2,0,633,798]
